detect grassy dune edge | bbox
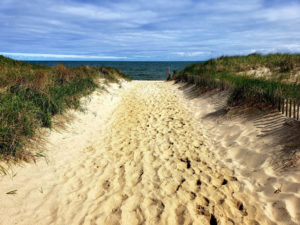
[0,56,130,160]
[172,53,300,106]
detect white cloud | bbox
[57,5,123,20]
[175,51,206,57]
[257,4,300,21]
[1,0,300,60]
[194,0,262,13]
[54,3,157,24]
[0,52,127,60]
[281,44,300,52]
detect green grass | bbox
[173,53,300,106]
[0,56,130,160]
[177,53,300,80]
[6,189,17,195]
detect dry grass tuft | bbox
[0,55,130,161]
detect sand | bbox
[0,81,299,225]
[172,82,300,225]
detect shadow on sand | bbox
[174,81,300,171]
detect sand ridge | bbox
[0,81,280,224]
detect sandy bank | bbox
[172,81,300,225]
[0,81,299,225]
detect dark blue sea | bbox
[24,61,197,80]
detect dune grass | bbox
[178,53,300,80]
[0,56,130,160]
[173,53,300,106]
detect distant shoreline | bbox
[23,60,198,80]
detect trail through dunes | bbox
[0,81,274,225]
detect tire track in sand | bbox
[90,81,270,225]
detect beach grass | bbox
[0,56,130,160]
[177,53,300,80]
[173,53,300,106]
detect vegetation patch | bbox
[173,53,300,106]
[175,53,300,82]
[0,56,130,160]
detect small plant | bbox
[0,164,7,175]
[6,189,17,195]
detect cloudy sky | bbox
[0,0,300,60]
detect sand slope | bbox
[172,82,300,225]
[0,81,297,224]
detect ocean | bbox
[24,61,197,80]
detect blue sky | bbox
[0,0,300,61]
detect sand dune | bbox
[172,81,300,225]
[0,81,299,224]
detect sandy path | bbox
[0,81,270,225]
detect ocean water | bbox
[24,61,197,80]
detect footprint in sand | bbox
[0,81,279,225]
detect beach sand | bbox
[0,81,299,225]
